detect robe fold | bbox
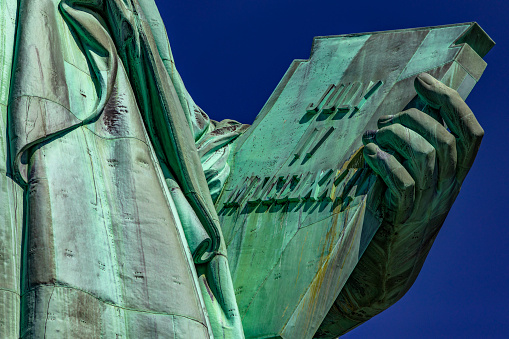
[1,0,248,337]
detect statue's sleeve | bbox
[135,0,249,203]
[315,215,445,337]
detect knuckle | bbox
[402,178,415,191]
[461,112,484,142]
[394,166,414,189]
[400,179,416,201]
[443,132,456,146]
[424,147,436,162]
[414,146,435,168]
[470,125,485,141]
[442,133,457,152]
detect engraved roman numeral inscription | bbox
[293,127,335,160]
[306,80,383,115]
[223,166,372,208]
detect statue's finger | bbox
[378,108,457,185]
[363,142,415,220]
[414,73,483,181]
[374,124,436,191]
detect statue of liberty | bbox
[0,0,490,338]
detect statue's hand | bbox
[362,73,484,225]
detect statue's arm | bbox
[316,73,484,337]
[317,210,447,337]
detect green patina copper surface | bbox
[0,0,494,338]
[218,23,493,338]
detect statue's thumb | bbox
[414,72,451,110]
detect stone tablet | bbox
[217,22,494,338]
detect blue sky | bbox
[154,0,509,337]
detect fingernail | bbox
[378,115,394,125]
[364,144,377,156]
[417,73,435,86]
[363,129,377,141]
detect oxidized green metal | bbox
[218,22,493,339]
[0,0,494,338]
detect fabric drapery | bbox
[2,0,248,337]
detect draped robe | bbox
[0,0,248,337]
[0,1,467,338]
